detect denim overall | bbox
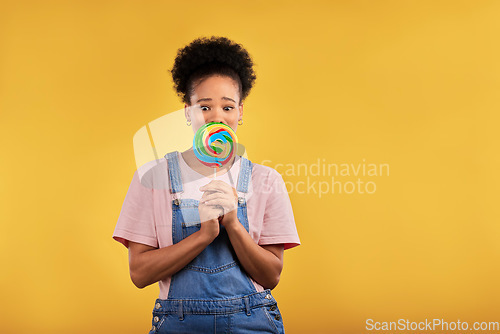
[148,152,285,334]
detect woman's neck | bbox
[181,148,236,177]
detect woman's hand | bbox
[199,180,284,289]
[200,180,239,228]
[198,198,221,242]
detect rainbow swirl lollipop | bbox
[193,122,238,168]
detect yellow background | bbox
[1,1,499,333]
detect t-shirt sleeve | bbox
[258,170,301,250]
[112,170,158,249]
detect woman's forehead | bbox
[191,76,241,102]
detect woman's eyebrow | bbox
[221,97,236,103]
[196,97,236,103]
[196,98,212,103]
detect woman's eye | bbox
[224,106,234,111]
[200,106,209,111]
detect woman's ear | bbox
[239,103,243,120]
[184,104,190,122]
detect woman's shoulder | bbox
[245,157,283,183]
[133,157,169,190]
[136,157,168,176]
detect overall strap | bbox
[165,151,183,193]
[236,157,253,193]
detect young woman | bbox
[113,36,300,333]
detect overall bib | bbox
[148,152,285,334]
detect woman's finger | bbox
[202,192,235,202]
[204,199,237,211]
[199,180,232,192]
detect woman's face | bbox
[185,75,243,133]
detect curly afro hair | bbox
[170,36,256,105]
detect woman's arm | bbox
[225,222,284,289]
[128,233,208,289]
[129,221,284,290]
[128,210,220,289]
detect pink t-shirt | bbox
[113,152,300,298]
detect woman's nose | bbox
[205,109,225,124]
